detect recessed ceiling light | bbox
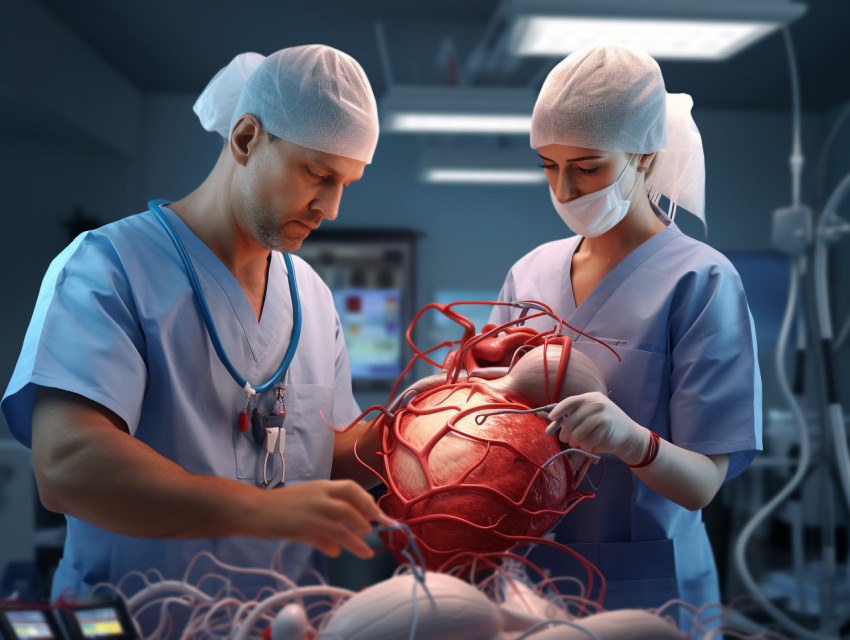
[423,168,546,183]
[511,16,778,60]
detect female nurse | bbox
[488,43,763,627]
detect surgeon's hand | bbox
[265,479,392,559]
[545,392,651,465]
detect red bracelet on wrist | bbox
[627,431,661,469]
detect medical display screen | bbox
[334,288,403,380]
[72,608,126,637]
[297,230,416,390]
[3,610,55,639]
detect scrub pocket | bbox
[233,383,336,485]
[578,341,669,437]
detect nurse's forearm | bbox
[631,440,729,511]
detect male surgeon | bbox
[2,45,387,603]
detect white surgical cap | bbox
[193,45,379,164]
[531,43,706,226]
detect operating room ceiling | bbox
[34,0,850,112]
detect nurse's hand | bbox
[544,392,651,465]
[267,479,391,559]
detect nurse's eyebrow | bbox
[538,153,603,163]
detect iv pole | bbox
[734,27,850,640]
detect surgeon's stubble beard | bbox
[243,192,311,254]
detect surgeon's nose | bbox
[313,185,343,221]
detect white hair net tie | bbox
[647,93,706,228]
[194,52,265,139]
[194,45,379,164]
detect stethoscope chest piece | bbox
[252,384,287,486]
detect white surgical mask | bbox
[549,154,640,237]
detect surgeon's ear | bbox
[229,114,263,167]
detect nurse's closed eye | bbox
[538,163,558,171]
[575,165,600,175]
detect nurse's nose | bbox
[552,168,574,203]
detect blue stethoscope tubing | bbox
[148,198,302,395]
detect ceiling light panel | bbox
[381,85,537,134]
[424,169,546,184]
[512,17,778,60]
[501,0,807,61]
[420,146,546,183]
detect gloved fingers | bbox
[568,416,610,451]
[546,401,597,440]
[551,398,621,451]
[560,399,604,428]
[546,396,576,422]
[547,418,578,445]
[547,391,608,421]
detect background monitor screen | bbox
[333,288,403,381]
[4,610,55,639]
[296,230,416,391]
[72,607,126,637]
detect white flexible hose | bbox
[782,28,804,209]
[733,259,836,640]
[230,585,354,640]
[814,171,850,515]
[735,25,849,638]
[834,312,850,351]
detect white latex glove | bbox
[545,392,651,465]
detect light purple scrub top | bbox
[489,218,762,626]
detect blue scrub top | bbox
[2,206,361,598]
[489,217,762,625]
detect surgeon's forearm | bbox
[331,419,382,489]
[631,440,728,511]
[31,387,267,539]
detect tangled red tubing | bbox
[343,300,622,593]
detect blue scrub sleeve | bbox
[2,233,148,447]
[668,262,763,479]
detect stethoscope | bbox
[148,198,301,484]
